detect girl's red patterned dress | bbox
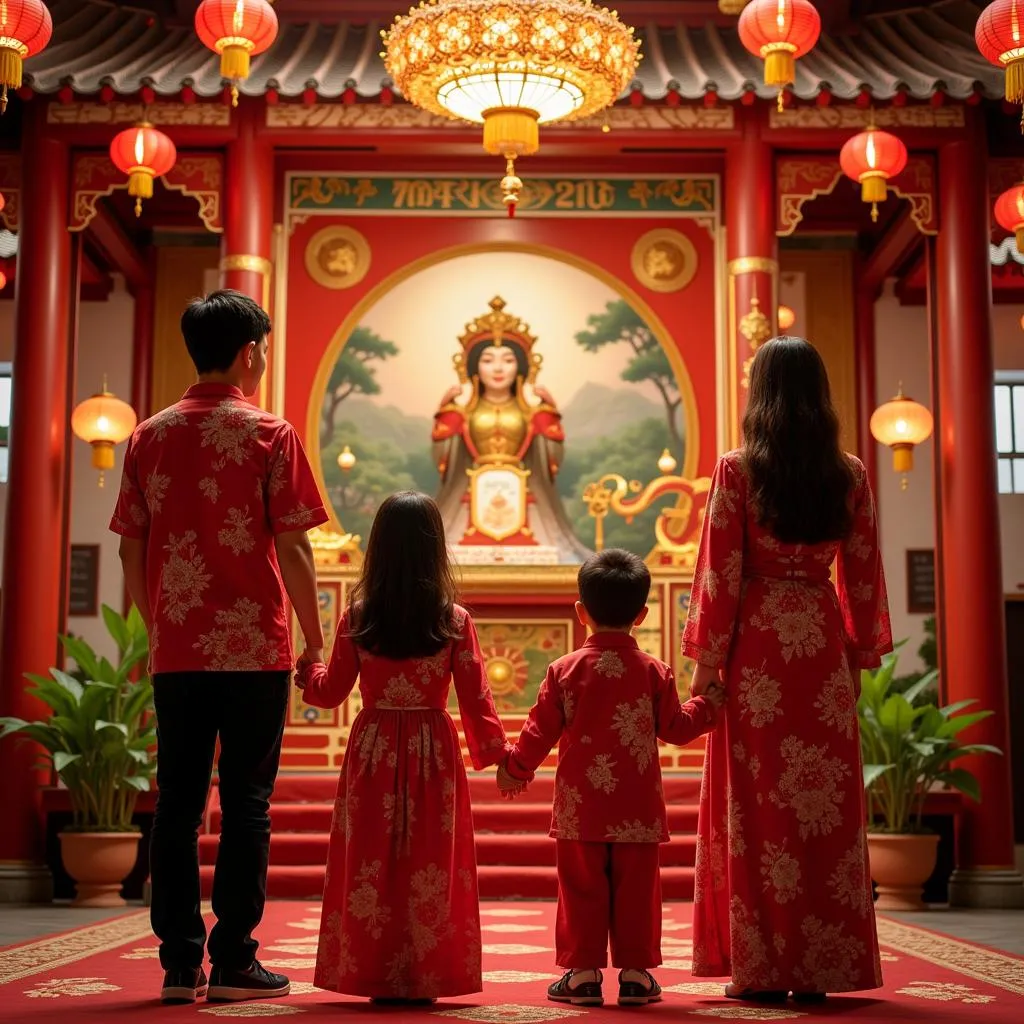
[298,607,507,999]
[682,451,892,993]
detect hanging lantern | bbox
[0,269,6,290]
[195,0,278,107]
[976,0,1024,128]
[0,0,52,115]
[0,191,5,214]
[109,122,177,217]
[71,380,138,488]
[839,123,908,222]
[994,183,1024,253]
[869,385,933,490]
[738,0,821,112]
[777,304,796,330]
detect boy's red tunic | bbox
[507,633,717,969]
[297,606,507,999]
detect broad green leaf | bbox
[939,699,978,718]
[122,776,151,792]
[903,670,939,707]
[863,763,893,788]
[102,605,131,653]
[879,694,916,733]
[947,744,1003,760]
[95,719,129,737]
[937,711,993,739]
[50,670,84,702]
[60,636,101,679]
[53,751,81,773]
[938,768,982,802]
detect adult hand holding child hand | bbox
[496,758,526,801]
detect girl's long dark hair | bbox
[742,336,855,544]
[347,491,460,659]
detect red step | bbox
[476,866,695,900]
[470,802,699,833]
[474,832,697,867]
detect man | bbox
[111,290,327,1005]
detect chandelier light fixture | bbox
[195,0,279,106]
[0,0,53,114]
[71,380,138,488]
[383,0,640,214]
[109,122,177,217]
[738,0,821,112]
[976,0,1024,129]
[839,121,907,222]
[870,385,934,490]
[994,182,1024,253]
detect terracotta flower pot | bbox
[867,832,940,911]
[59,831,142,907]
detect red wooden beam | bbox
[86,205,148,295]
[860,207,924,297]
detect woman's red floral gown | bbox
[682,451,892,994]
[298,607,508,999]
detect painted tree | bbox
[320,326,399,447]
[574,300,683,455]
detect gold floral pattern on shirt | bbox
[552,779,582,839]
[348,860,392,939]
[146,407,187,441]
[159,531,212,624]
[193,597,278,670]
[594,650,626,678]
[561,683,576,725]
[769,736,851,839]
[827,835,872,917]
[736,664,783,728]
[792,915,868,992]
[218,507,255,556]
[198,476,220,503]
[611,694,657,773]
[198,401,261,468]
[278,504,322,529]
[605,819,664,842]
[749,584,826,663]
[144,472,170,514]
[584,753,618,794]
[814,666,858,740]
[760,840,803,904]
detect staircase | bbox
[199,773,701,900]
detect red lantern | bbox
[109,123,177,217]
[0,0,53,114]
[839,125,908,222]
[0,269,6,290]
[976,0,1024,126]
[995,183,1024,253]
[195,0,278,107]
[0,191,5,215]
[738,0,821,111]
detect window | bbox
[0,363,10,484]
[995,374,1024,494]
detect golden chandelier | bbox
[383,0,640,213]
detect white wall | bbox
[0,279,135,663]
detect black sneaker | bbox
[207,961,290,1002]
[548,969,604,1006]
[161,967,208,1004]
[618,969,662,1006]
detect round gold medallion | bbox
[630,228,698,293]
[304,225,371,290]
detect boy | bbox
[111,290,327,1005]
[497,549,724,1008]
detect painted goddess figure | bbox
[432,297,591,564]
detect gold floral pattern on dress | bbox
[194,598,277,670]
[733,742,762,780]
[198,401,261,468]
[724,549,744,597]
[827,835,871,917]
[736,664,783,728]
[144,472,170,514]
[605,819,664,842]
[160,531,212,624]
[317,910,357,986]
[728,896,779,989]
[694,564,720,600]
[749,584,826,662]
[727,786,746,856]
[611,694,657,773]
[585,753,618,794]
[594,650,626,678]
[897,981,995,1003]
[199,476,220,503]
[25,977,121,998]
[441,778,456,834]
[348,860,392,938]
[760,840,803,904]
[408,863,455,959]
[218,507,255,555]
[552,779,582,839]
[380,674,423,708]
[814,667,857,739]
[382,790,417,851]
[415,651,449,684]
[332,793,357,843]
[769,735,851,839]
[354,722,390,775]
[793,915,867,992]
[709,484,739,529]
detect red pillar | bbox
[936,121,1024,907]
[221,100,274,410]
[726,108,778,447]
[0,108,72,901]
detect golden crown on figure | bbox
[452,296,543,386]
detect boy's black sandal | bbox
[547,970,604,1006]
[618,970,662,1005]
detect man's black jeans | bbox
[150,671,289,971]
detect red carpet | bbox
[200,775,702,901]
[2,902,1023,1021]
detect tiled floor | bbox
[2,903,1023,955]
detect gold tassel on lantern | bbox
[763,45,796,109]
[0,47,24,115]
[861,173,887,222]
[127,172,154,217]
[220,46,250,106]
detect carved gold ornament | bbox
[630,228,699,293]
[304,226,371,290]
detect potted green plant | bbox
[0,605,155,907]
[858,641,1001,910]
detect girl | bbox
[684,337,891,1004]
[295,491,508,1001]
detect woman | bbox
[295,492,508,1000]
[683,336,891,1002]
[432,297,591,562]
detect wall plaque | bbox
[69,544,100,617]
[906,548,936,615]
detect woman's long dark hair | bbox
[347,491,460,659]
[742,336,855,544]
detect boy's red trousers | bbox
[554,840,662,969]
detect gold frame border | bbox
[303,240,703,539]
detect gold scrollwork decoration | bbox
[304,225,372,290]
[630,228,699,293]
